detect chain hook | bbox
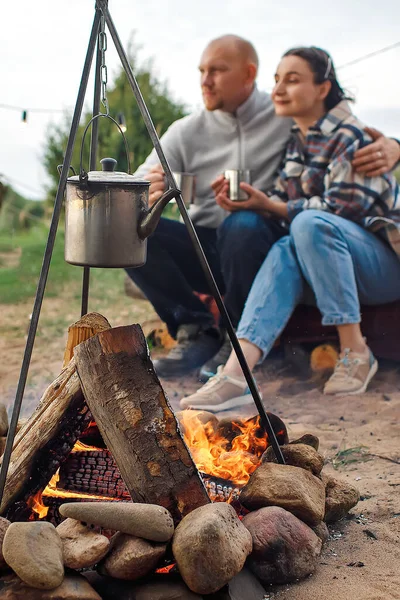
[98,16,109,115]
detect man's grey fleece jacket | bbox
[134,86,292,229]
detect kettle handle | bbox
[79,113,131,186]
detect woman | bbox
[181,46,400,411]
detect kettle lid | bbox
[67,157,150,186]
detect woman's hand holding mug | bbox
[211,174,288,218]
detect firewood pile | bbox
[0,313,361,599]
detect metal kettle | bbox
[64,157,178,268]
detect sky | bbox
[0,0,399,201]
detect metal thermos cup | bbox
[224,169,252,201]
[172,172,195,207]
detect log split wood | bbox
[0,358,89,517]
[0,313,111,517]
[74,324,211,523]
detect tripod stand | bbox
[0,0,285,504]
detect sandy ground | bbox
[0,297,399,600]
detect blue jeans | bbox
[236,210,400,360]
[126,212,286,337]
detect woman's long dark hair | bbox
[282,46,353,111]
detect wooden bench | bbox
[281,302,400,362]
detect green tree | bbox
[43,37,187,202]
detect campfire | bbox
[26,409,287,521]
[182,412,270,486]
[0,313,360,598]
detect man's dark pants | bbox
[126,211,287,338]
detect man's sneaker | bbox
[180,366,256,412]
[199,335,232,382]
[153,324,222,378]
[323,347,378,395]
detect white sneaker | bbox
[180,366,256,412]
[323,347,378,395]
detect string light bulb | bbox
[117,112,127,133]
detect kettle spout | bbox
[138,188,182,240]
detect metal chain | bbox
[98,17,109,115]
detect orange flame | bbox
[155,564,176,574]
[71,440,103,453]
[27,490,49,519]
[181,411,267,486]
[28,468,117,519]
[42,470,112,501]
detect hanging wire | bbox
[338,40,400,70]
[2,202,47,224]
[0,174,44,197]
[0,40,398,115]
[0,103,66,113]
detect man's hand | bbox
[352,128,400,177]
[147,164,166,207]
[211,174,228,197]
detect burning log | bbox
[74,324,211,523]
[0,313,112,517]
[0,358,90,517]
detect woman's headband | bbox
[324,56,332,80]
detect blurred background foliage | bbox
[42,37,188,204]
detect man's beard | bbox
[203,95,224,112]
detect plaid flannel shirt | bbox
[269,101,400,256]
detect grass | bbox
[0,225,124,306]
[0,223,157,349]
[330,445,372,470]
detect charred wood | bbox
[74,324,211,523]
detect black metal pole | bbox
[81,267,90,317]
[97,0,285,465]
[0,9,103,506]
[81,8,107,317]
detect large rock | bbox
[243,506,322,584]
[290,433,319,450]
[0,574,101,599]
[224,567,267,600]
[56,518,110,569]
[262,443,324,476]
[172,502,252,595]
[0,518,10,570]
[0,406,8,437]
[239,462,325,525]
[322,473,360,522]
[2,522,64,590]
[59,502,174,542]
[99,533,166,580]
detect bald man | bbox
[127,35,400,379]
